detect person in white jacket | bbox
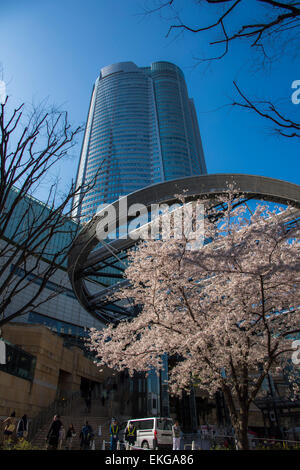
[58,425,66,450]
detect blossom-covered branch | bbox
[88,192,300,449]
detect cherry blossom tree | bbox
[88,193,300,450]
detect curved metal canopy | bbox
[67,174,300,324]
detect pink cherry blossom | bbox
[87,191,300,450]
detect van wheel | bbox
[142,441,149,449]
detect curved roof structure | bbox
[68,174,300,323]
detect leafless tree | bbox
[0,96,100,328]
[144,0,300,137]
[232,81,300,138]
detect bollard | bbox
[191,440,195,450]
[102,440,106,450]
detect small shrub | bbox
[1,438,39,450]
[211,444,231,450]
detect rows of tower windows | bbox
[76,64,204,223]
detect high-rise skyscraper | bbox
[73,61,207,223]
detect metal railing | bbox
[250,436,300,450]
[181,433,300,450]
[28,390,82,442]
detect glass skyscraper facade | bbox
[1,188,104,337]
[72,60,207,418]
[73,61,206,222]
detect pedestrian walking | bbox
[79,421,94,450]
[46,414,63,450]
[109,418,119,451]
[16,414,28,439]
[65,424,76,450]
[58,424,66,450]
[172,420,182,450]
[125,422,137,447]
[3,411,17,442]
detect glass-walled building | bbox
[72,61,207,223]
[1,188,104,339]
[71,60,208,421]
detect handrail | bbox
[181,433,300,449]
[28,390,82,441]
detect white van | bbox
[120,417,173,449]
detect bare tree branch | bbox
[145,0,300,138]
[148,0,300,59]
[232,81,300,138]
[0,97,104,327]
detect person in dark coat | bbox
[79,421,94,450]
[125,422,137,447]
[46,414,63,450]
[109,418,119,450]
[65,424,76,450]
[17,415,28,439]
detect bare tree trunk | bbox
[235,407,249,450]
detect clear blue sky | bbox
[1,0,299,203]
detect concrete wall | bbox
[0,323,111,418]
